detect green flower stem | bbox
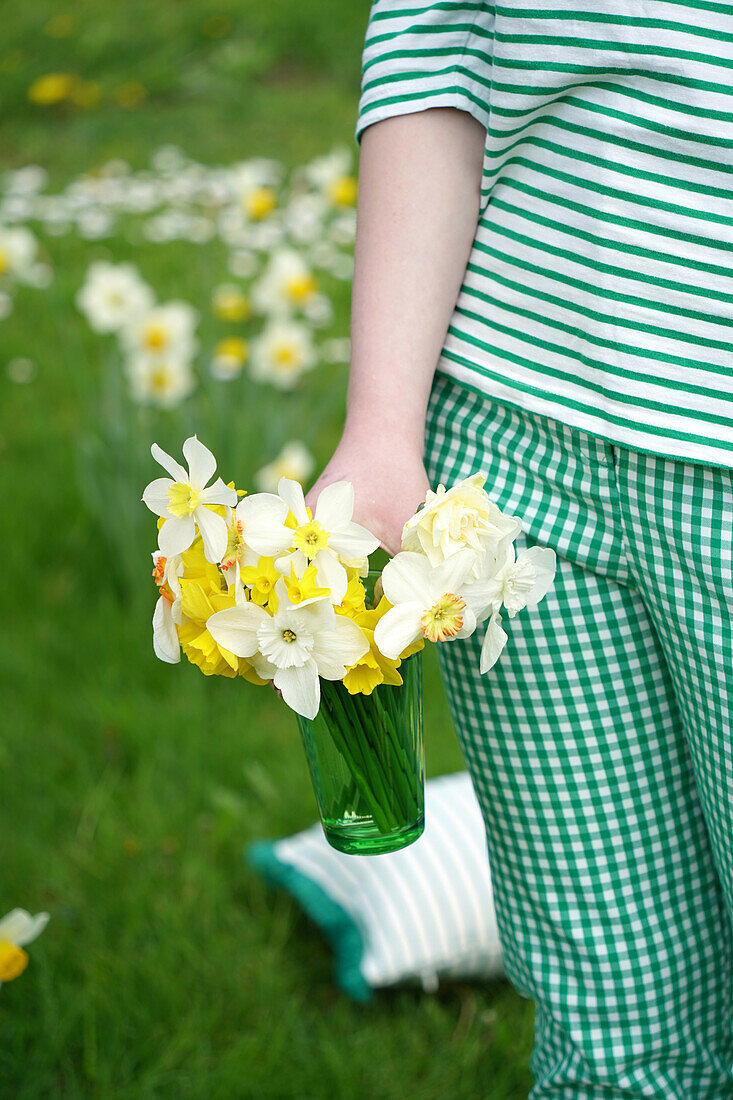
[318,682,399,834]
[348,690,414,821]
[324,684,403,832]
[355,677,420,818]
[344,684,412,818]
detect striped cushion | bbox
[246,771,505,1002]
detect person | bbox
[305,3,733,1095]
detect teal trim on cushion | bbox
[245,840,375,1005]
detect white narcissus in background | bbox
[274,478,380,605]
[0,226,39,283]
[249,318,316,390]
[401,473,522,574]
[0,909,49,986]
[75,260,154,333]
[254,441,315,493]
[126,355,195,409]
[121,301,199,362]
[250,247,318,316]
[141,436,237,562]
[206,579,369,719]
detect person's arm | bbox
[305,106,486,553]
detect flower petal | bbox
[480,612,508,674]
[380,551,431,607]
[245,522,294,557]
[453,604,477,640]
[516,547,557,609]
[311,617,369,679]
[199,476,237,509]
[328,523,380,560]
[182,435,216,489]
[313,549,347,604]
[207,603,268,658]
[142,477,174,518]
[274,659,320,719]
[373,603,423,661]
[314,480,353,529]
[195,505,228,564]
[277,477,309,524]
[153,596,181,663]
[461,575,502,624]
[429,549,478,598]
[236,493,289,527]
[0,909,50,947]
[151,442,187,482]
[158,514,196,557]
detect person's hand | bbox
[305,429,430,556]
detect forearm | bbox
[344,107,486,455]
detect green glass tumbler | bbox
[296,647,425,856]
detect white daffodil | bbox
[476,542,557,620]
[210,337,248,381]
[374,550,492,660]
[207,579,369,719]
[402,473,522,575]
[254,441,314,493]
[152,551,184,664]
[126,355,195,408]
[301,146,357,207]
[275,478,380,605]
[75,260,154,333]
[0,909,49,986]
[142,436,236,562]
[121,301,199,361]
[249,318,316,390]
[472,542,557,674]
[0,226,38,283]
[211,283,250,322]
[220,492,294,585]
[251,247,319,316]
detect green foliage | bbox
[0,2,534,1096]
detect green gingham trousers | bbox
[424,372,733,1099]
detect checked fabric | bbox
[424,370,733,1098]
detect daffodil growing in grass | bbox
[0,910,49,987]
[142,438,556,854]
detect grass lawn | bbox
[1,2,535,1096]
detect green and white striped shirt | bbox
[355,0,733,468]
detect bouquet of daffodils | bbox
[142,435,556,851]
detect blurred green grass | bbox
[0,2,534,1096]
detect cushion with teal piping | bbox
[245,771,505,1002]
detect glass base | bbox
[323,814,425,856]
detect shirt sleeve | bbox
[354,1,494,146]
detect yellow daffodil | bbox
[176,540,265,683]
[338,574,367,616]
[241,556,280,608]
[342,598,423,695]
[283,562,330,605]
